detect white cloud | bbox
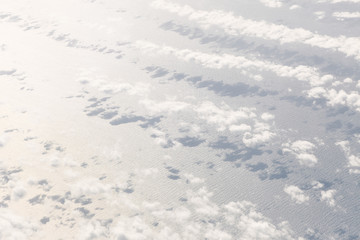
[283,140,318,167]
[321,89,360,112]
[321,189,336,207]
[196,101,256,131]
[344,78,353,83]
[109,187,297,239]
[0,134,9,147]
[331,81,342,87]
[77,69,151,97]
[141,98,189,114]
[195,102,275,147]
[319,0,360,3]
[151,0,360,61]
[184,173,205,184]
[135,168,159,177]
[47,154,79,168]
[71,178,112,198]
[111,216,159,240]
[284,185,309,204]
[311,181,324,189]
[79,220,107,240]
[336,140,360,173]
[178,122,201,134]
[149,127,179,148]
[242,127,274,148]
[296,153,318,167]
[259,0,283,8]
[349,169,360,174]
[142,201,161,210]
[0,210,37,240]
[261,112,275,121]
[204,228,232,240]
[11,184,27,201]
[229,124,252,132]
[151,206,192,224]
[99,82,151,96]
[333,11,360,19]
[187,187,219,216]
[289,5,301,10]
[314,11,326,20]
[135,41,333,87]
[347,154,360,168]
[307,87,360,112]
[224,201,296,239]
[288,140,316,152]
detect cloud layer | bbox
[151,0,360,60]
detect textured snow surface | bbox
[0,0,360,239]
